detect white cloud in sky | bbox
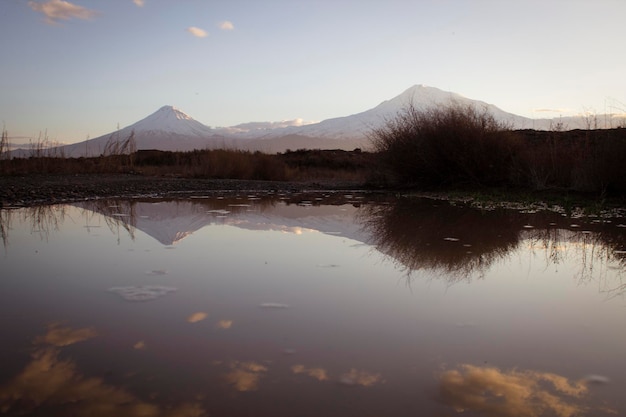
[219,21,234,30]
[28,0,98,24]
[532,108,572,114]
[133,0,144,7]
[187,26,208,38]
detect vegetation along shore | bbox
[1,105,624,210]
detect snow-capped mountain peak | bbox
[127,105,214,136]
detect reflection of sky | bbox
[0,201,625,416]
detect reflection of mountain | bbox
[7,196,624,290]
[75,195,368,246]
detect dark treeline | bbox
[1,104,625,196]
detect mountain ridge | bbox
[11,85,625,157]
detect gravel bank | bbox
[0,174,370,207]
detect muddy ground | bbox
[0,174,370,207]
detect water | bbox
[1,193,625,417]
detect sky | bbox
[1,0,625,145]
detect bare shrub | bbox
[370,103,520,187]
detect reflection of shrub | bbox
[370,103,520,187]
[359,198,522,282]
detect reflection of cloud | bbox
[0,326,205,416]
[216,320,233,329]
[28,0,98,24]
[218,21,234,30]
[35,323,97,347]
[291,365,329,381]
[224,362,268,392]
[339,369,383,387]
[187,26,208,38]
[187,312,208,323]
[133,0,144,7]
[439,364,593,417]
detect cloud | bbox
[0,326,206,416]
[224,361,268,392]
[186,312,208,323]
[532,108,572,114]
[28,0,98,24]
[291,365,329,381]
[35,323,97,347]
[216,320,233,329]
[438,364,596,417]
[187,26,208,38]
[133,0,144,6]
[218,21,234,30]
[339,369,383,387]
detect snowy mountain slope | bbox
[224,85,545,144]
[60,106,230,157]
[128,105,214,136]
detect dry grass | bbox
[0,148,373,183]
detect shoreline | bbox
[0,174,370,207]
[1,174,624,217]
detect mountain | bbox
[15,85,623,157]
[235,85,538,148]
[60,105,230,157]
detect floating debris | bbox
[108,285,177,302]
[145,269,168,275]
[316,264,340,268]
[443,237,460,242]
[259,303,289,309]
[206,209,230,215]
[523,225,534,229]
[583,374,610,385]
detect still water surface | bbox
[1,193,625,416]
